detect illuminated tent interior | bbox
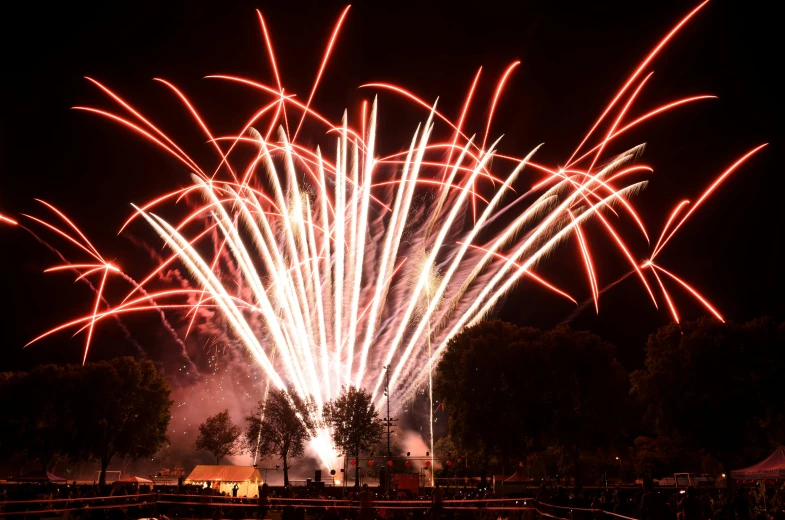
[185,465,263,496]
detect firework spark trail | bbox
[5,3,768,468]
[397,169,650,402]
[651,144,768,260]
[1,213,18,225]
[569,210,599,314]
[375,139,531,402]
[564,0,711,168]
[15,221,149,361]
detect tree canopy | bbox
[195,409,242,464]
[631,317,785,474]
[0,365,78,472]
[0,357,172,485]
[535,325,633,483]
[323,386,383,486]
[72,357,173,485]
[434,320,537,473]
[245,389,316,486]
[435,320,631,484]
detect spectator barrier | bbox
[0,493,640,519]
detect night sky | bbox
[1,0,782,375]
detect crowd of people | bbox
[0,481,154,518]
[0,481,155,502]
[534,481,785,520]
[645,483,785,520]
[2,479,785,520]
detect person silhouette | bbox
[431,482,445,520]
[258,483,270,519]
[359,483,374,520]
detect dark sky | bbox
[0,0,782,373]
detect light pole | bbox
[381,366,397,495]
[424,277,436,486]
[615,457,622,482]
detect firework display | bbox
[1,2,766,468]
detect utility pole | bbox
[381,366,398,495]
[386,367,392,456]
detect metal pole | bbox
[386,367,391,495]
[386,367,392,458]
[426,293,435,487]
[382,366,397,495]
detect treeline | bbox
[434,317,785,485]
[0,354,385,490]
[0,357,172,485]
[2,316,782,489]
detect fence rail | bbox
[0,494,153,517]
[0,494,639,520]
[0,501,151,517]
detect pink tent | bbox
[731,446,785,479]
[117,476,153,484]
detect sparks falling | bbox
[6,2,766,468]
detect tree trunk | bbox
[354,445,360,487]
[99,456,110,487]
[572,448,582,488]
[283,453,289,487]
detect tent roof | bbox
[731,446,785,479]
[185,465,262,483]
[117,476,153,484]
[9,471,67,483]
[503,471,531,483]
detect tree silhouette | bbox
[196,409,242,464]
[1,358,172,484]
[534,326,632,486]
[631,317,785,479]
[434,320,538,474]
[435,320,631,484]
[0,366,78,472]
[245,389,316,486]
[72,357,172,486]
[323,386,383,487]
